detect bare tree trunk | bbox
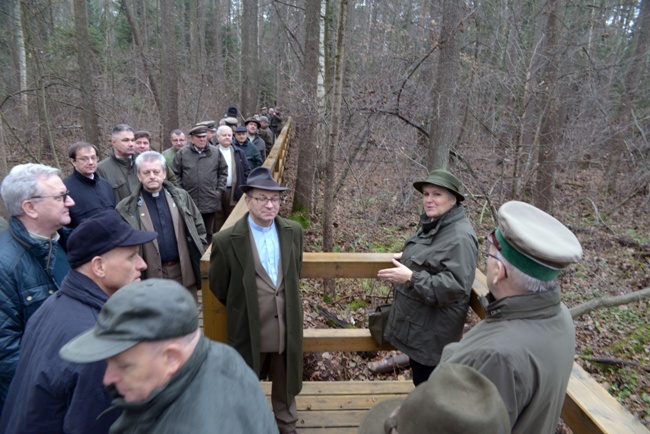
[241,0,260,116]
[14,0,28,120]
[120,0,162,115]
[73,0,101,147]
[322,0,349,297]
[212,0,224,83]
[428,0,463,170]
[293,0,321,214]
[603,0,650,194]
[533,0,561,213]
[160,0,179,140]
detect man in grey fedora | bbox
[209,167,303,434]
[440,200,583,434]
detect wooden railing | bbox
[200,119,649,434]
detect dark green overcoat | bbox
[209,214,304,400]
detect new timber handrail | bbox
[201,118,649,434]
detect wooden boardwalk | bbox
[261,381,414,433]
[201,119,650,434]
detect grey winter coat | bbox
[172,144,228,214]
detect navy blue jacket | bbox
[230,146,251,202]
[0,270,118,434]
[64,169,116,228]
[0,218,70,409]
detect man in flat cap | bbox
[245,117,267,161]
[224,116,239,131]
[0,210,154,434]
[358,363,510,434]
[258,115,275,155]
[209,167,304,434]
[172,125,228,245]
[116,151,207,302]
[440,200,583,434]
[233,125,263,170]
[97,124,140,202]
[197,121,218,146]
[59,279,277,434]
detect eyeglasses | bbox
[485,229,508,278]
[75,156,97,163]
[250,196,281,205]
[30,191,70,202]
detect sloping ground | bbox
[280,138,650,429]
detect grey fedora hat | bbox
[240,167,287,193]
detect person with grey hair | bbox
[213,125,250,231]
[59,279,277,434]
[0,163,75,410]
[97,124,140,202]
[116,151,207,302]
[440,200,583,434]
[0,210,154,434]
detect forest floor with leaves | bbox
[279,140,650,430]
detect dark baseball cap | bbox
[67,210,157,267]
[59,279,199,363]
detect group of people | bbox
[0,104,306,433]
[0,107,584,434]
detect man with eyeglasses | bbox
[209,167,304,434]
[439,201,583,434]
[63,142,116,228]
[0,163,75,410]
[116,151,207,303]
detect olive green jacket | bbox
[440,288,575,434]
[384,205,478,366]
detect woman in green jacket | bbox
[378,170,478,385]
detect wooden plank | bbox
[293,394,410,411]
[302,252,394,278]
[298,428,357,434]
[295,410,371,428]
[562,363,649,434]
[303,328,393,352]
[261,381,414,396]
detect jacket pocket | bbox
[390,292,427,344]
[23,285,53,318]
[410,253,441,274]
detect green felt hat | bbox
[413,169,465,202]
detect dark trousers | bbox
[260,352,297,433]
[410,358,436,386]
[201,212,216,245]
